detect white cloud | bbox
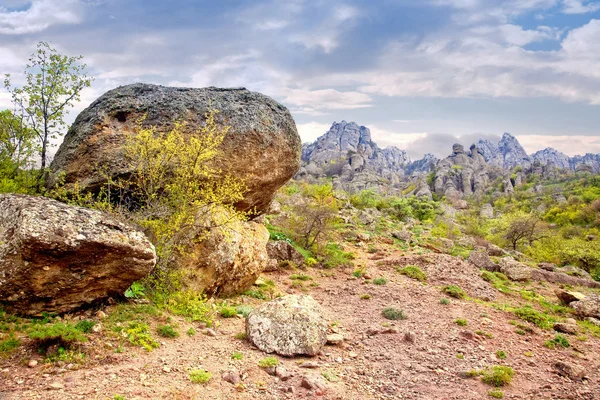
[296,121,332,143]
[518,134,600,155]
[562,0,600,14]
[0,0,82,34]
[279,88,373,111]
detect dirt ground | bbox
[2,241,599,400]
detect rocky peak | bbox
[531,148,571,170]
[476,133,531,170]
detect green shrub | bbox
[441,285,466,299]
[189,369,212,384]
[481,366,514,387]
[28,322,88,345]
[397,265,427,282]
[186,327,196,336]
[0,335,20,355]
[219,306,237,318]
[373,277,388,285]
[496,350,507,360]
[544,334,570,349]
[360,294,372,300]
[235,305,253,318]
[454,318,467,326]
[290,274,312,281]
[258,356,279,368]
[488,389,504,398]
[382,307,407,320]
[322,243,355,269]
[166,291,215,327]
[157,324,179,338]
[74,320,95,334]
[440,298,450,305]
[125,322,159,351]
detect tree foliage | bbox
[4,41,93,175]
[0,110,37,193]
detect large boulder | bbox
[48,84,302,214]
[0,194,156,316]
[468,252,499,272]
[499,257,531,281]
[175,210,270,297]
[246,295,327,357]
[266,241,305,269]
[571,294,600,319]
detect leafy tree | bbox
[0,110,37,192]
[491,211,548,250]
[4,41,93,178]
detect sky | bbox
[1,0,600,160]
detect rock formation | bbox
[476,133,532,170]
[0,194,156,316]
[298,121,410,191]
[246,295,328,356]
[48,83,302,214]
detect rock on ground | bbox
[174,208,269,297]
[499,257,531,281]
[468,252,499,272]
[48,83,302,214]
[571,294,600,319]
[246,295,327,357]
[0,194,156,316]
[266,241,305,269]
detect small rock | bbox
[381,327,399,334]
[299,361,320,369]
[96,311,107,319]
[202,328,217,337]
[300,375,327,391]
[163,366,171,373]
[404,332,416,343]
[554,323,577,335]
[586,317,600,326]
[222,370,241,385]
[555,289,586,305]
[553,361,585,381]
[326,334,344,345]
[28,360,38,368]
[48,382,64,390]
[275,366,292,381]
[92,323,102,333]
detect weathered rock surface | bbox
[175,209,270,296]
[555,289,586,305]
[553,361,585,381]
[48,83,302,214]
[499,257,531,281]
[266,241,305,268]
[0,194,156,316]
[246,295,327,357]
[468,252,499,272]
[571,294,600,319]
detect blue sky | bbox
[1,0,599,159]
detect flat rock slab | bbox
[0,194,156,316]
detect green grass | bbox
[382,307,407,320]
[475,330,494,339]
[397,265,427,282]
[496,350,507,360]
[290,274,312,281]
[488,389,504,398]
[186,327,196,336]
[28,322,88,345]
[125,322,159,352]
[74,320,95,334]
[440,298,450,305]
[156,324,179,338]
[513,306,555,329]
[441,285,467,299]
[454,318,467,326]
[373,277,388,285]
[235,305,253,318]
[322,370,339,382]
[189,369,212,384]
[258,356,279,368]
[231,351,243,360]
[0,335,20,356]
[360,294,372,300]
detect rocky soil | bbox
[2,238,599,400]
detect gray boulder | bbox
[571,294,600,319]
[266,241,305,268]
[0,194,156,316]
[499,257,531,281]
[246,295,327,357]
[480,204,494,219]
[468,252,499,272]
[48,84,302,214]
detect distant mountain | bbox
[476,133,532,170]
[298,121,600,195]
